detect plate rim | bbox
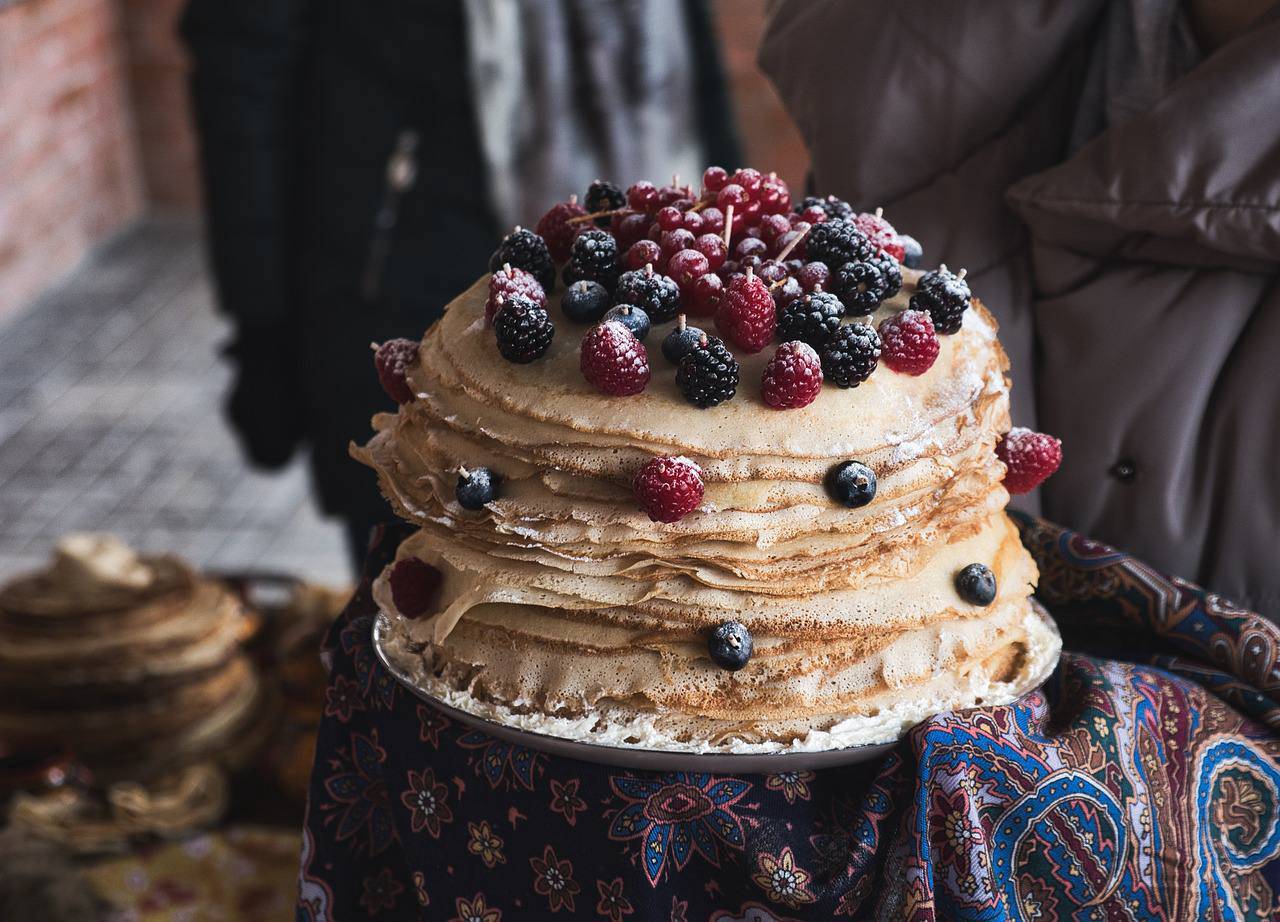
[369,606,1060,772]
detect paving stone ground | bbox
[0,218,353,586]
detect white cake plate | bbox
[372,608,1059,772]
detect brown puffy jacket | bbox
[761,0,1280,618]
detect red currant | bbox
[694,233,727,270]
[734,237,768,260]
[627,239,662,271]
[700,207,726,235]
[689,271,724,317]
[800,205,827,224]
[702,166,729,194]
[730,168,763,195]
[759,213,791,244]
[660,228,696,260]
[668,248,711,292]
[716,184,749,210]
[798,261,830,291]
[758,260,788,285]
[656,206,684,232]
[612,212,650,250]
[627,181,658,212]
[680,210,704,234]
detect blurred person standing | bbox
[181,1,739,563]
[761,0,1280,619]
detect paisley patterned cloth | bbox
[298,516,1280,920]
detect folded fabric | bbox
[299,517,1280,920]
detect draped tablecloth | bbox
[298,517,1280,920]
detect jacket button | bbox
[1109,458,1137,483]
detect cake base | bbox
[372,603,1061,770]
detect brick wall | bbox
[0,0,145,320]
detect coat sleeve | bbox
[180,0,309,330]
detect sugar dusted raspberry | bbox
[996,428,1063,495]
[535,198,588,263]
[878,309,940,376]
[633,456,704,523]
[374,338,419,404]
[715,268,776,354]
[388,557,442,618]
[852,210,906,262]
[762,341,823,409]
[486,265,545,325]
[580,320,650,396]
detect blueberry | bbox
[708,620,753,671]
[456,467,498,510]
[662,318,706,364]
[955,563,997,606]
[603,304,650,341]
[900,234,923,269]
[561,280,611,324]
[824,460,877,508]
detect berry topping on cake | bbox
[662,315,706,365]
[585,179,626,222]
[831,258,893,315]
[535,197,587,264]
[493,295,555,363]
[796,195,854,222]
[563,229,620,290]
[825,460,877,508]
[490,227,555,292]
[878,309,940,376]
[805,219,877,269]
[633,456,704,523]
[388,558,443,618]
[996,427,1063,495]
[677,334,739,407]
[455,466,499,510]
[819,322,881,388]
[615,265,681,323]
[900,234,924,269]
[777,290,844,348]
[374,338,418,404]
[715,268,776,354]
[910,265,971,335]
[852,209,906,262]
[580,321,651,396]
[762,341,823,410]
[954,563,997,606]
[708,620,753,671]
[561,280,611,324]
[486,264,546,325]
[602,304,650,341]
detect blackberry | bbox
[805,219,876,269]
[614,266,681,322]
[490,227,555,292]
[777,290,844,347]
[493,295,554,363]
[873,251,903,300]
[563,229,620,290]
[796,195,854,221]
[910,266,971,334]
[677,335,739,407]
[819,322,881,388]
[585,179,626,225]
[831,259,890,315]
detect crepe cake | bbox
[356,177,1062,753]
[0,534,261,779]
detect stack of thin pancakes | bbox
[0,535,261,780]
[357,268,1061,753]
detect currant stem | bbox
[722,204,734,249]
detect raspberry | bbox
[489,227,555,292]
[535,197,587,263]
[633,456,704,523]
[852,210,906,262]
[996,427,1062,495]
[486,264,545,325]
[615,265,681,323]
[586,179,626,220]
[677,334,739,407]
[806,219,876,270]
[878,309,940,376]
[762,341,823,409]
[493,295,555,363]
[580,320,650,396]
[777,290,844,347]
[831,259,891,315]
[374,338,418,404]
[910,266,971,334]
[388,557,443,618]
[796,195,854,222]
[563,229,620,290]
[819,322,881,388]
[715,268,776,354]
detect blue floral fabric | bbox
[298,517,1280,920]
